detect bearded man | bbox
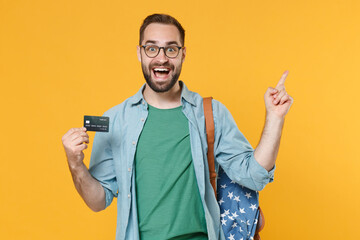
[62,13,293,240]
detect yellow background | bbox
[1,0,359,239]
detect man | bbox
[62,14,293,240]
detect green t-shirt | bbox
[135,105,208,240]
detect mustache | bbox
[149,62,174,70]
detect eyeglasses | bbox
[141,45,184,58]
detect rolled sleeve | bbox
[248,153,275,190]
[89,131,118,208]
[213,100,275,191]
[103,186,116,208]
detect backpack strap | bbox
[203,97,217,197]
[203,97,265,238]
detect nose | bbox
[155,47,168,63]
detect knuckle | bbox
[63,139,71,147]
[71,149,79,156]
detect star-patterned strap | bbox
[203,97,217,198]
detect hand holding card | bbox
[84,116,109,132]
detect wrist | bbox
[266,112,285,122]
[68,160,86,173]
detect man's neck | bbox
[143,81,182,109]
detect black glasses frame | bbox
[141,45,184,58]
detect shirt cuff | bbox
[103,186,115,208]
[249,153,275,190]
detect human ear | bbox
[137,45,141,62]
[181,47,186,63]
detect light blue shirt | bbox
[89,81,275,240]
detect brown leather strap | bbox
[203,97,217,197]
[254,231,261,240]
[254,206,265,239]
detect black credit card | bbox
[84,115,109,132]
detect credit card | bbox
[84,115,109,132]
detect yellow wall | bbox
[1,0,359,239]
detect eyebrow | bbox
[144,40,181,46]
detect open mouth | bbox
[152,67,171,79]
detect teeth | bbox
[154,68,169,72]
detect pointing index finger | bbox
[276,70,289,89]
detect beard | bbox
[141,61,182,93]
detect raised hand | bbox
[62,127,89,169]
[264,71,294,119]
[61,128,106,212]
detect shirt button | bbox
[142,102,145,105]
[132,141,136,145]
[141,118,144,122]
[128,168,131,172]
[128,194,131,198]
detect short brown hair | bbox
[139,14,185,46]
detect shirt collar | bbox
[130,84,146,105]
[130,81,197,107]
[179,81,196,106]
